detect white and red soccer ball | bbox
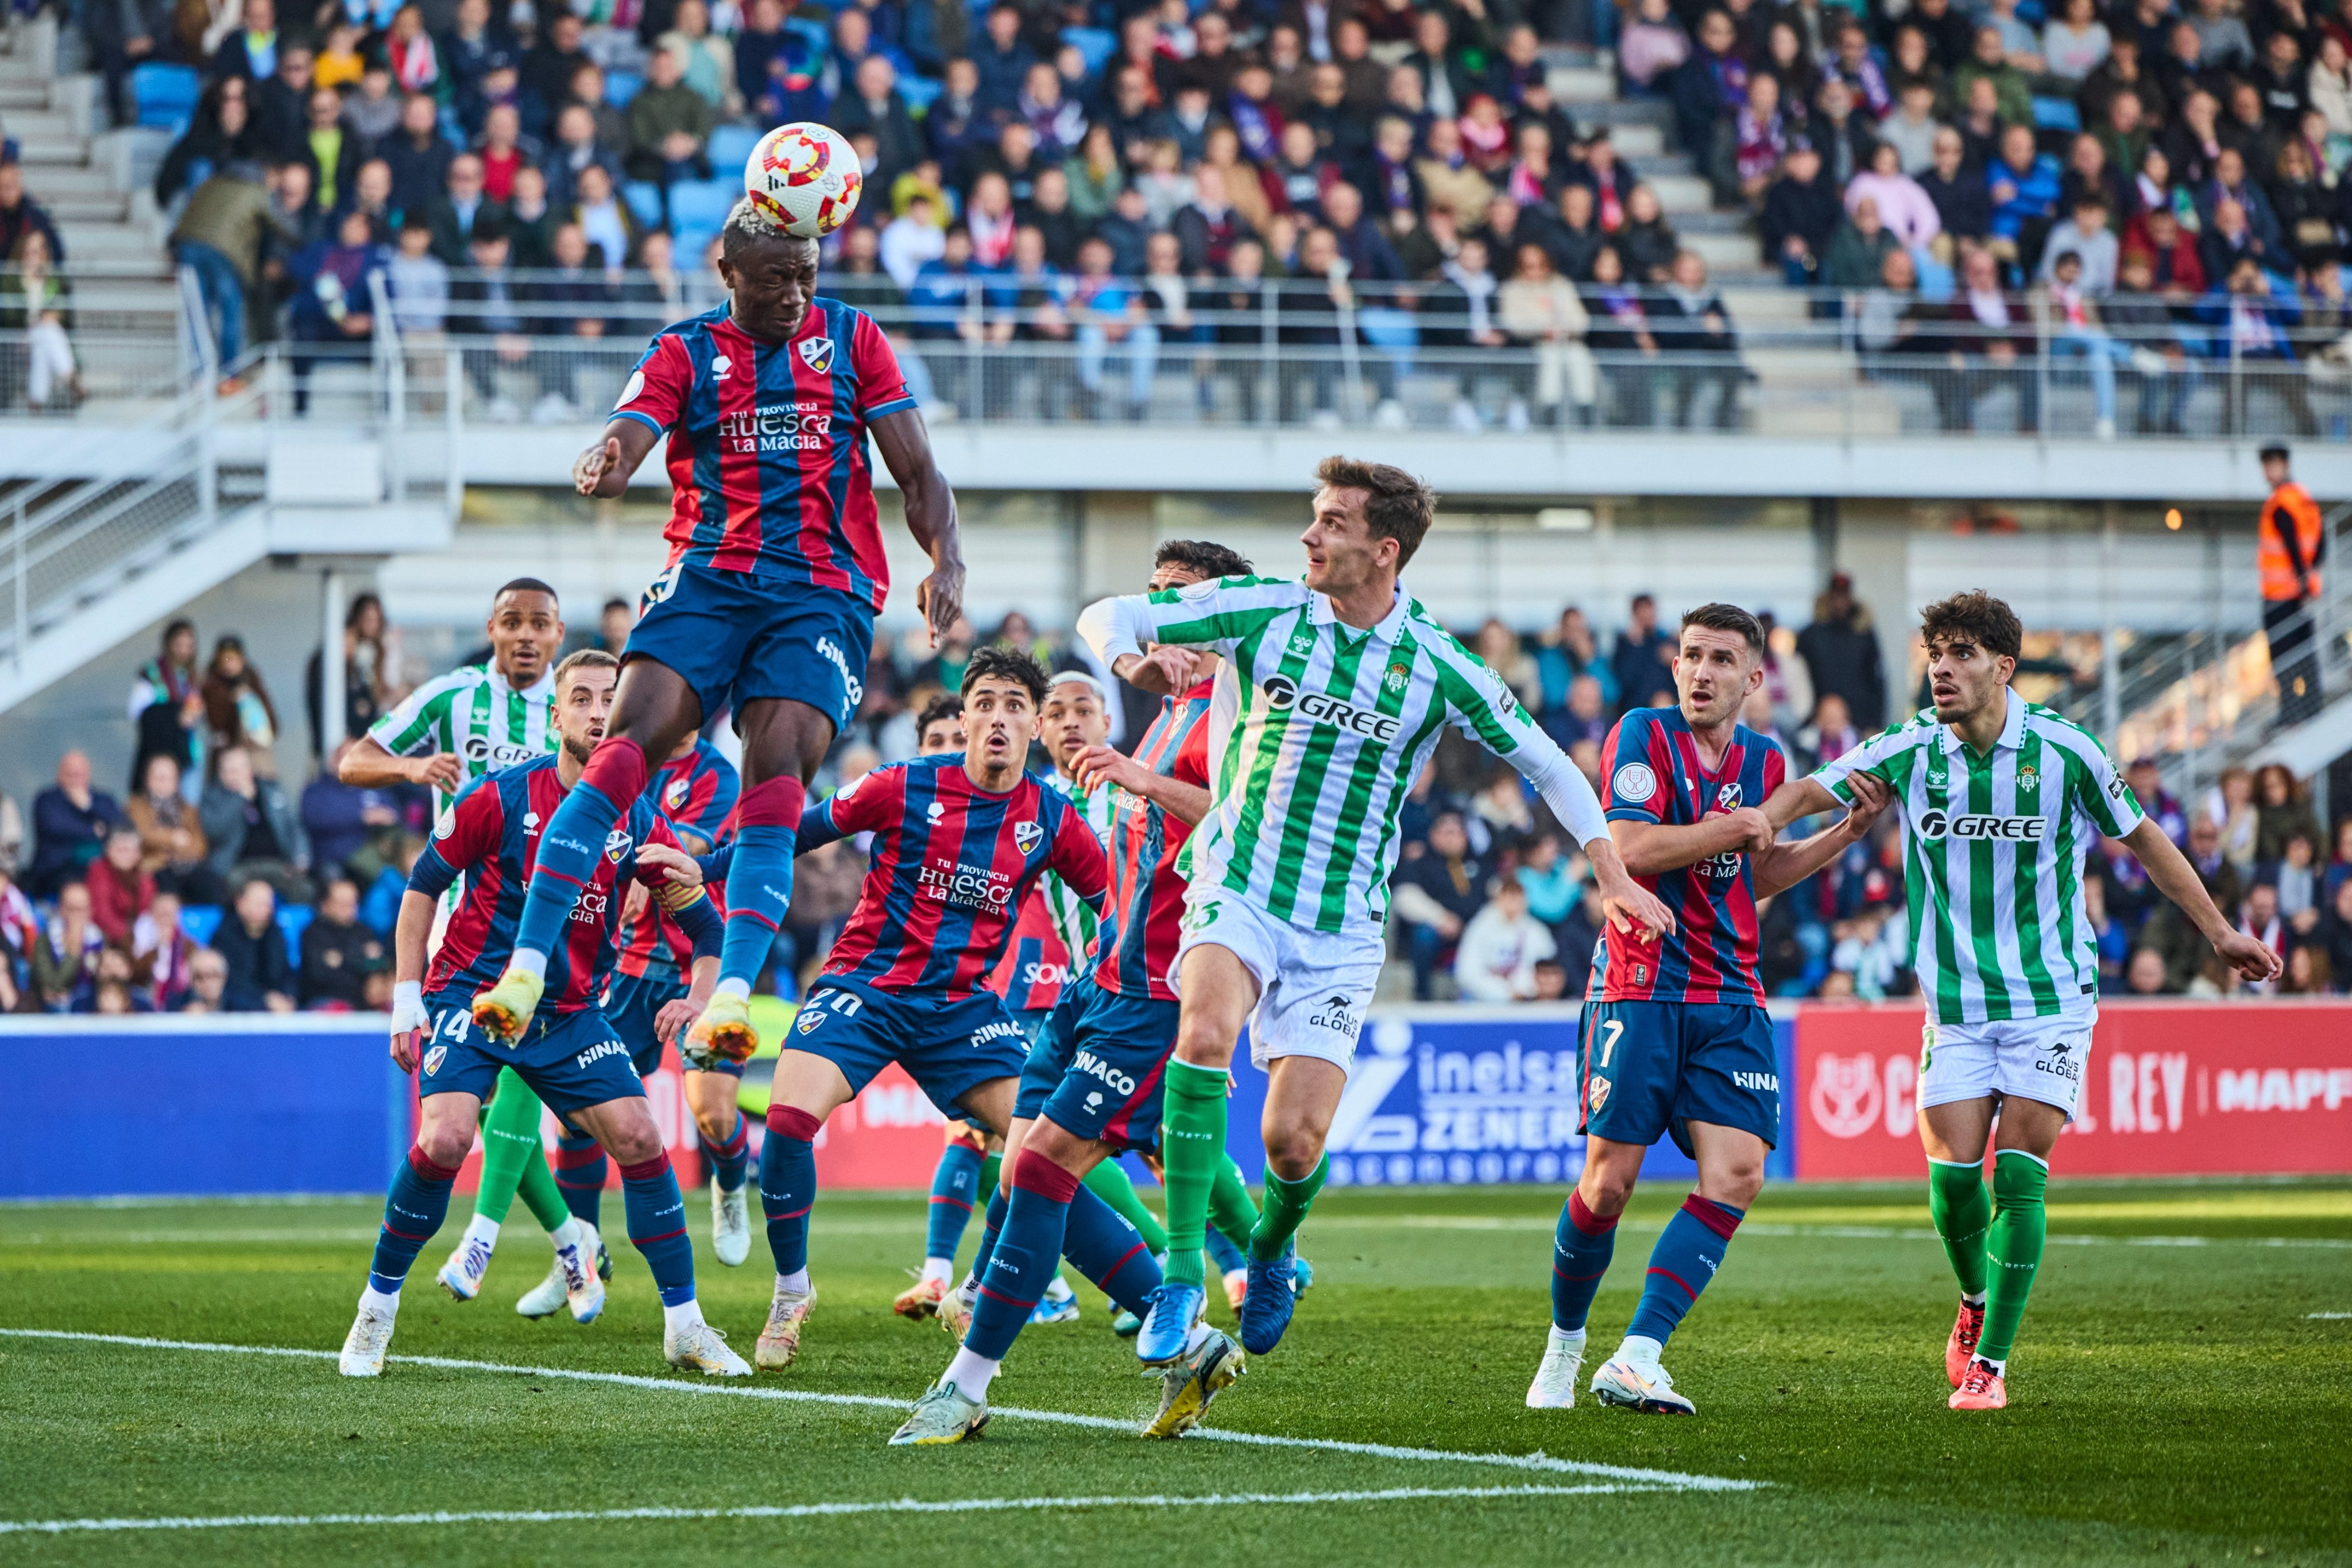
[743,122,862,238]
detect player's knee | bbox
[1262,1117,1326,1180]
[601,1120,666,1167]
[414,1124,474,1172]
[1577,1165,1637,1217]
[692,1105,736,1143]
[1707,1163,1766,1210]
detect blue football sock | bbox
[512,779,632,962]
[964,1152,1078,1361]
[620,1154,695,1307]
[699,1113,750,1194]
[1060,1183,1162,1317]
[1550,1189,1618,1333]
[924,1139,987,1261]
[718,822,797,990]
[1625,1195,1745,1348]
[968,1184,1008,1280]
[759,1105,821,1277]
[1205,1225,1248,1276]
[552,1133,606,1230]
[368,1147,458,1295]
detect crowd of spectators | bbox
[1659,0,2352,432]
[3,574,2345,1009]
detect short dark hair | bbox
[1680,602,1765,653]
[552,647,619,688]
[1154,538,1255,583]
[961,645,1050,704]
[916,692,965,735]
[1920,590,2023,660]
[1314,455,1437,568]
[494,576,558,603]
[602,597,630,614]
[2261,443,2291,463]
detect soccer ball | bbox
[742,122,862,238]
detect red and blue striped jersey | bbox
[614,740,740,985]
[987,892,1073,1013]
[610,299,917,609]
[417,756,701,1012]
[1092,682,1213,1002]
[1592,706,1786,1006]
[803,756,1110,1000]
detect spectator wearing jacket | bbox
[213,876,295,1012]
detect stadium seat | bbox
[709,123,763,175]
[178,904,223,947]
[1059,26,1116,75]
[672,225,719,264]
[131,63,202,134]
[624,179,667,230]
[605,69,644,107]
[899,76,942,114]
[782,16,827,50]
[667,177,738,234]
[2031,96,2082,133]
[276,905,314,968]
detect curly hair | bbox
[960,645,1050,704]
[1920,591,2023,660]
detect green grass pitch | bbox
[2,1178,2349,1566]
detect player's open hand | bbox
[1074,742,1148,795]
[2213,928,2284,985]
[654,997,699,1047]
[917,558,966,649]
[412,752,465,791]
[573,435,622,497]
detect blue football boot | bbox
[1239,1240,1298,1356]
[1134,1280,1205,1366]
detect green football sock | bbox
[979,1152,1001,1207]
[1927,1157,1991,1299]
[1158,1059,1230,1286]
[1250,1153,1328,1261]
[1208,1155,1260,1246]
[474,1068,559,1231]
[513,1135,570,1233]
[1081,1159,1169,1253]
[1979,1150,2048,1364]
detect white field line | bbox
[0,1484,1653,1536]
[1305,1216,2352,1249]
[0,1329,1762,1493]
[2309,1312,2352,1319]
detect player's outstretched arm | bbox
[1761,776,1843,829]
[872,407,965,648]
[1753,772,1891,897]
[574,417,659,499]
[1078,577,1297,692]
[387,888,439,1071]
[339,735,461,791]
[2125,816,2284,984]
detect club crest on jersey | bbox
[1014,820,1044,854]
[1384,661,1410,693]
[795,1008,823,1034]
[1716,781,1743,810]
[664,777,691,812]
[604,828,633,863]
[1587,1076,1611,1112]
[1612,762,1658,803]
[2017,764,2039,793]
[798,336,835,374]
[423,1044,447,1076]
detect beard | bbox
[563,734,596,765]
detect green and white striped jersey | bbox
[1040,771,1117,963]
[366,663,559,818]
[1812,691,2145,1027]
[1080,575,1608,939]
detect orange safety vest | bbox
[2260,482,2324,602]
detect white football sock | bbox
[662,1298,706,1333]
[549,1218,581,1250]
[715,977,752,1001]
[360,1285,401,1318]
[920,1256,954,1285]
[1043,1275,1074,1303]
[943,1347,1000,1401]
[1962,1291,1987,1307]
[1549,1325,1587,1352]
[508,949,547,980]
[777,1268,811,1296]
[1977,1355,2006,1376]
[1617,1334,1664,1368]
[461,1214,499,1250]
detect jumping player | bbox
[893,539,1251,1446]
[1077,458,1673,1374]
[467,196,965,1075]
[738,649,1131,1372]
[339,650,748,1377]
[1524,603,1890,1416]
[1761,591,2278,1411]
[340,580,582,1308]
[506,727,744,1323]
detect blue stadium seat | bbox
[709,123,763,175]
[179,904,223,947]
[605,69,644,107]
[899,76,942,114]
[667,177,738,233]
[782,16,827,51]
[672,225,720,265]
[624,179,667,229]
[1060,26,1116,75]
[132,62,201,134]
[276,904,314,968]
[2030,96,2081,133]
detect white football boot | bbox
[435,1232,494,1302]
[1590,1353,1697,1415]
[1525,1327,1587,1409]
[339,1303,396,1377]
[712,1182,752,1268]
[666,1319,753,1376]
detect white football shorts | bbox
[1920,1005,2096,1123]
[1171,891,1384,1073]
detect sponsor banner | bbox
[1792,1000,2352,1179]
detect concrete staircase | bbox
[2,14,180,335]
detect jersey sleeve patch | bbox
[614,334,692,434]
[1602,715,1668,822]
